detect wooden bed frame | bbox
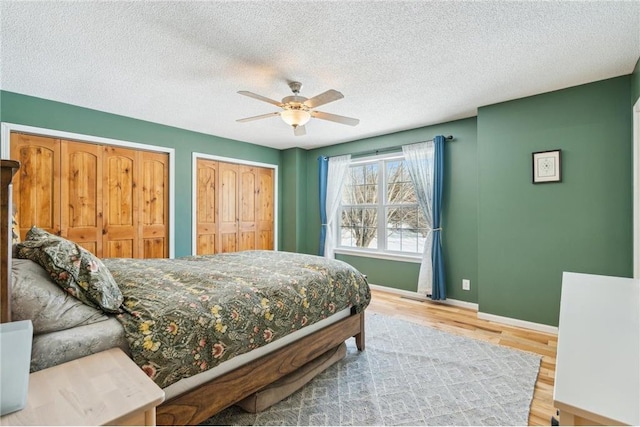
[0,159,366,425]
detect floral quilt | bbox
[103,250,370,388]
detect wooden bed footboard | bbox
[157,310,365,426]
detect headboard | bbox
[1,160,20,323]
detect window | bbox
[339,154,429,256]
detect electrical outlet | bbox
[462,279,470,291]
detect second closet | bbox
[195,158,274,255]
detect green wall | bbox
[280,148,307,253]
[477,76,632,326]
[0,91,283,257]
[303,117,479,303]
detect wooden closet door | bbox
[103,146,139,258]
[195,158,275,254]
[60,140,103,256]
[218,162,238,253]
[238,165,257,251]
[10,133,60,239]
[140,151,169,258]
[255,167,274,250]
[196,159,218,255]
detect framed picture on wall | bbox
[532,149,562,183]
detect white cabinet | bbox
[554,272,639,425]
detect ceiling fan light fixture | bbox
[281,109,311,127]
[237,82,358,134]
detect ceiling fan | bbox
[236,81,359,136]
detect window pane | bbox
[386,227,423,253]
[343,163,378,205]
[386,207,416,229]
[352,227,377,249]
[386,183,402,204]
[366,185,378,203]
[348,163,378,186]
[340,227,354,247]
[386,228,401,251]
[385,205,429,254]
[344,183,378,205]
[340,207,377,248]
[386,207,401,228]
[386,160,401,181]
[386,160,416,204]
[340,208,356,247]
[349,165,365,185]
[365,163,378,181]
[350,207,376,228]
[341,208,352,226]
[401,230,418,252]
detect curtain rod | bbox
[323,135,454,159]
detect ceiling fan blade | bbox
[236,112,281,123]
[238,91,283,107]
[303,90,344,108]
[311,110,359,126]
[293,125,306,136]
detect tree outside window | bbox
[339,156,428,254]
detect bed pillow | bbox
[16,227,123,313]
[11,259,109,334]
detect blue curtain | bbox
[318,156,329,256]
[431,135,446,300]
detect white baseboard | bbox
[369,283,558,334]
[477,312,558,334]
[368,284,479,311]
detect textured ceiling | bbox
[1,1,639,150]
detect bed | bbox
[0,159,370,425]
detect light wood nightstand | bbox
[0,347,165,426]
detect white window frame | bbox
[334,152,423,263]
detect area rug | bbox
[201,313,541,426]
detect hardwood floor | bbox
[367,288,557,426]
